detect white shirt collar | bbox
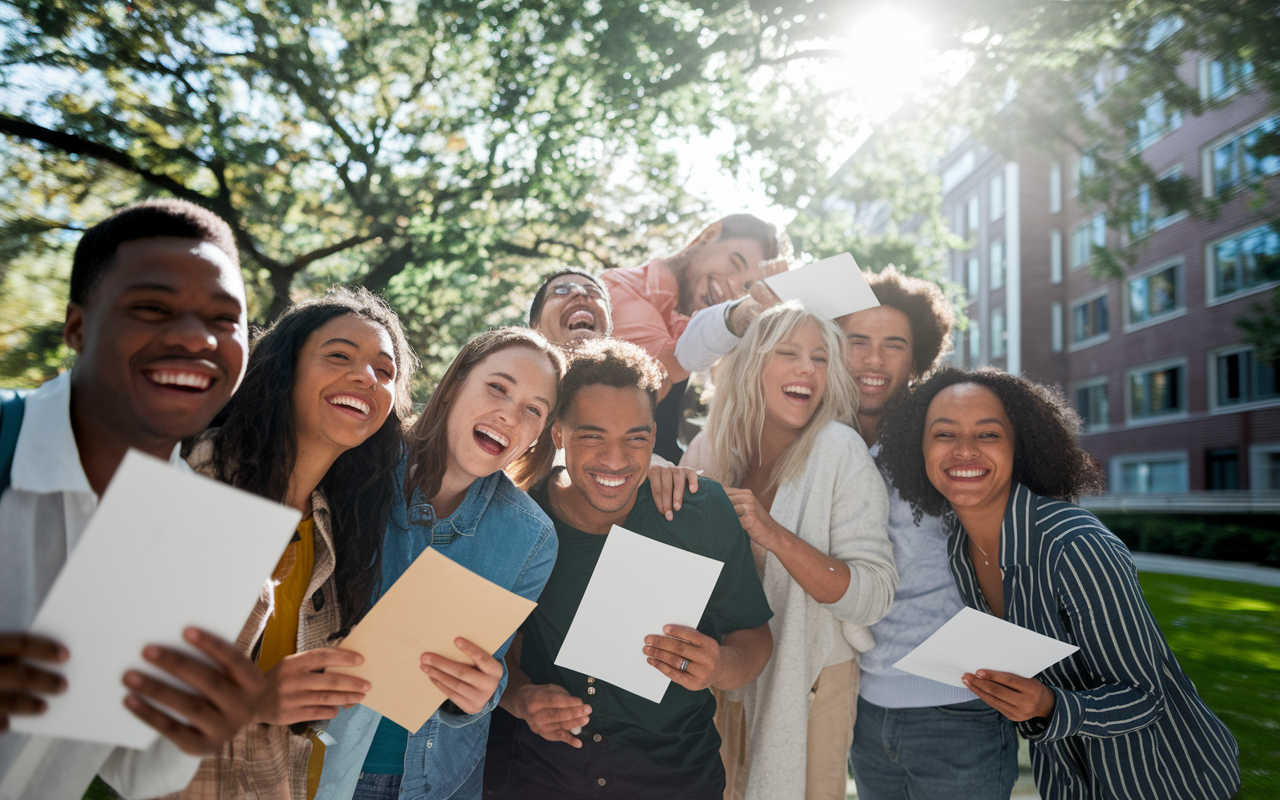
[11,371,184,495]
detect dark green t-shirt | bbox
[509,471,773,799]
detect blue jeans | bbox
[849,696,1018,800]
[353,772,403,800]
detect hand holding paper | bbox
[334,548,536,732]
[892,607,1079,690]
[762,252,879,319]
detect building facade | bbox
[939,58,1280,502]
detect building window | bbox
[1209,223,1280,300]
[1127,263,1180,325]
[1129,363,1185,420]
[968,320,981,365]
[990,239,1006,290]
[1051,303,1063,353]
[1075,381,1108,431]
[1071,153,1096,197]
[1071,213,1106,269]
[1050,229,1063,283]
[1250,444,1280,490]
[1117,457,1188,493]
[1129,166,1186,238]
[1072,295,1108,344]
[1131,93,1183,152]
[991,307,1006,358]
[1209,116,1280,195]
[967,195,980,238]
[1202,56,1254,100]
[1215,348,1280,407]
[1206,448,1240,491]
[967,256,980,297]
[990,173,1005,221]
[1049,162,1062,213]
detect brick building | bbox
[939,58,1280,504]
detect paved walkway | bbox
[1131,552,1280,587]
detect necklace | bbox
[971,539,994,567]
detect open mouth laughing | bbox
[589,471,633,492]
[857,374,891,392]
[945,465,990,480]
[566,308,597,333]
[143,366,216,394]
[781,382,814,402]
[327,392,373,419]
[473,423,511,456]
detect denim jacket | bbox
[315,462,557,800]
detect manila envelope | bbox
[334,548,536,732]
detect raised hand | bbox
[255,647,370,726]
[420,637,504,716]
[0,633,68,733]
[122,627,266,755]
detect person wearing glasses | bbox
[528,268,614,346]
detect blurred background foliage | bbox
[0,0,1277,393]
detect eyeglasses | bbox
[550,281,605,300]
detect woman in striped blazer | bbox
[876,367,1240,800]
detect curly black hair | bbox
[877,367,1106,523]
[558,337,666,419]
[865,266,955,378]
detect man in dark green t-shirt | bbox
[485,338,773,800]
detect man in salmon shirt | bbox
[599,214,779,462]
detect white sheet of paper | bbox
[892,606,1079,688]
[554,526,724,703]
[11,450,301,749]
[763,252,879,319]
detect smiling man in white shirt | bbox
[0,199,265,800]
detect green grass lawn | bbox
[1139,572,1280,800]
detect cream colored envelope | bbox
[334,548,536,732]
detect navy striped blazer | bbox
[945,483,1240,800]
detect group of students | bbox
[0,199,1242,800]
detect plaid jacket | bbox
[161,446,342,800]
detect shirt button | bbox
[587,677,595,684]
[597,778,606,786]
[593,734,602,742]
[587,687,596,695]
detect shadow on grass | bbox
[1140,573,1280,800]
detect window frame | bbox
[1204,222,1280,305]
[1207,345,1280,413]
[1247,442,1280,491]
[1202,114,1280,197]
[1072,375,1110,433]
[1123,257,1185,332]
[1110,451,1190,494]
[1124,357,1189,426]
[1069,289,1110,351]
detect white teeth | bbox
[593,474,627,487]
[783,385,813,397]
[860,376,888,386]
[568,309,596,330]
[476,425,510,449]
[948,468,987,478]
[149,370,211,390]
[330,395,371,415]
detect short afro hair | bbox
[877,367,1106,523]
[558,337,666,420]
[528,267,613,332]
[865,266,954,378]
[70,199,238,305]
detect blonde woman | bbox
[681,303,897,800]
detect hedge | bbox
[1095,512,1280,568]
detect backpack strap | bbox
[0,389,30,496]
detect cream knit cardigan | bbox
[682,420,897,800]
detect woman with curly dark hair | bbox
[877,368,1240,800]
[173,286,417,800]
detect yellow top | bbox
[258,516,316,674]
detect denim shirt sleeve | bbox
[437,515,558,729]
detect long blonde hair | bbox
[706,302,858,490]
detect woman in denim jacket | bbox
[315,328,566,800]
